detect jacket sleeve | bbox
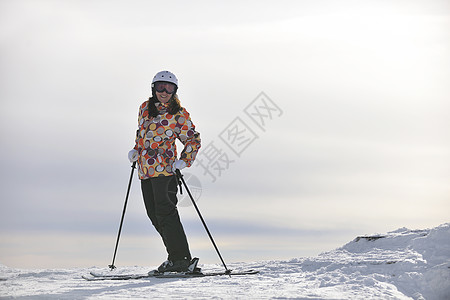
[177,108,201,167]
[133,101,148,151]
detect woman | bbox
[128,70,201,272]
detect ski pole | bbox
[175,169,231,274]
[109,161,136,270]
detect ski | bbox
[88,271,151,278]
[85,257,201,280]
[155,269,259,278]
[82,269,259,281]
[82,273,152,281]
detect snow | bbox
[1,223,449,299]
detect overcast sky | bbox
[1,0,449,268]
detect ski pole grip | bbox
[175,169,183,194]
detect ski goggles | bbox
[153,81,176,94]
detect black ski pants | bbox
[141,175,191,262]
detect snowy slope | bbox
[1,223,449,299]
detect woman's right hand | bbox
[128,149,139,163]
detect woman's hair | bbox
[147,94,182,117]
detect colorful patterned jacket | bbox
[133,99,201,179]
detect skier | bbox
[128,70,201,272]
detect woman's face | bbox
[156,90,172,103]
[154,81,176,103]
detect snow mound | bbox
[298,223,450,299]
[1,223,449,299]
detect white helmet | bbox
[152,70,178,87]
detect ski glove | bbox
[128,149,139,163]
[172,159,187,172]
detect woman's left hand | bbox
[172,159,187,172]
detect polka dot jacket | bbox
[133,99,201,179]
